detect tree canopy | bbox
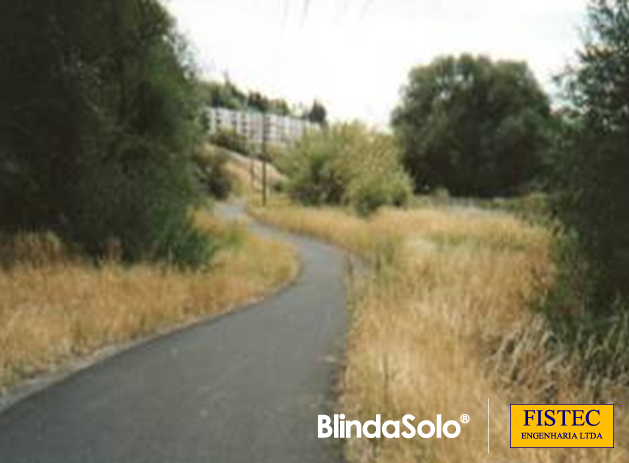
[280,123,412,215]
[198,79,327,122]
[198,79,248,110]
[553,0,629,307]
[393,55,552,197]
[307,100,328,125]
[0,0,211,266]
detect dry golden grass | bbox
[211,143,285,197]
[0,212,298,392]
[251,201,628,463]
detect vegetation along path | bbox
[0,202,347,463]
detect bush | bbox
[348,168,412,216]
[193,147,234,200]
[552,0,629,310]
[0,0,211,268]
[280,123,412,214]
[67,157,213,267]
[210,129,252,156]
[532,2,629,389]
[539,232,629,383]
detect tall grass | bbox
[251,201,628,462]
[0,212,297,391]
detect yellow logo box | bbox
[511,404,614,448]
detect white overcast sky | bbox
[165,0,588,127]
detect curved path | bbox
[0,203,347,463]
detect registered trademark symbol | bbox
[460,414,470,424]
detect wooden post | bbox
[261,113,268,206]
[262,157,268,206]
[250,155,255,190]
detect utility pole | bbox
[250,153,255,190]
[246,105,254,191]
[261,112,269,207]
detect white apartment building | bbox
[206,107,319,151]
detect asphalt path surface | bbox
[0,203,347,463]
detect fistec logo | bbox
[511,404,614,448]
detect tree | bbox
[280,123,412,215]
[198,79,247,110]
[199,78,310,119]
[0,0,211,267]
[307,100,327,125]
[246,91,270,113]
[392,55,552,197]
[553,0,629,308]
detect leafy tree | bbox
[199,79,321,119]
[198,79,247,110]
[0,0,211,267]
[307,100,327,125]
[269,99,292,116]
[393,55,552,197]
[280,123,412,215]
[553,0,629,308]
[246,91,271,113]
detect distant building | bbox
[206,107,319,151]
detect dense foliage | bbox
[280,124,412,215]
[0,0,211,267]
[198,79,327,123]
[193,147,234,200]
[209,129,252,156]
[393,55,553,197]
[552,0,629,310]
[198,79,248,110]
[306,100,328,125]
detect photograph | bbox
[0,0,627,462]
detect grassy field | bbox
[0,211,298,392]
[251,200,628,463]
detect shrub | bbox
[552,0,629,311]
[210,129,252,156]
[67,158,214,267]
[279,127,351,205]
[280,123,412,214]
[539,231,629,383]
[193,147,234,200]
[348,167,412,216]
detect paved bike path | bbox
[0,203,347,463]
